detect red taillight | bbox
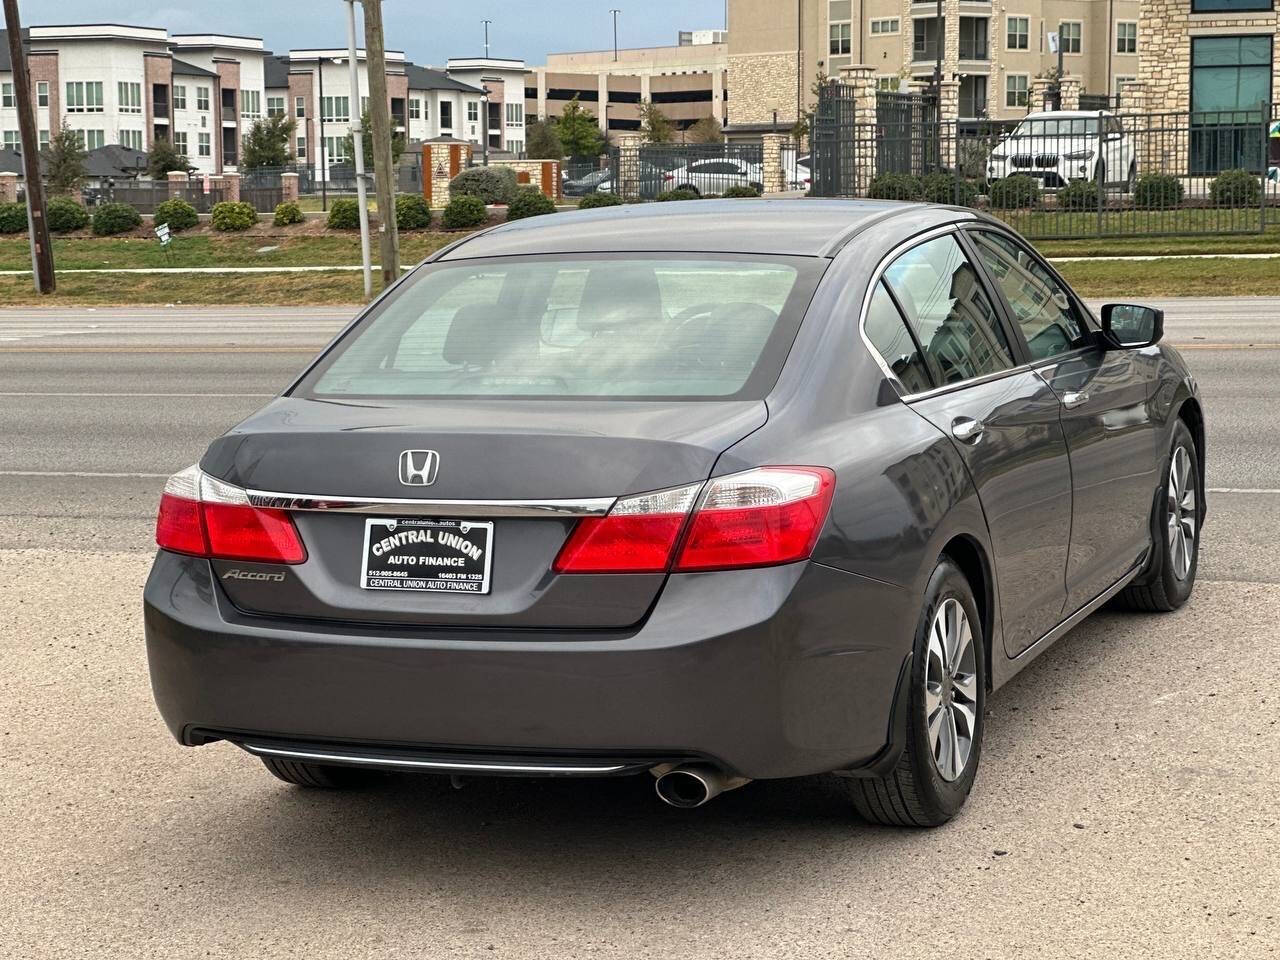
[552,468,834,575]
[155,465,306,564]
[664,173,674,181]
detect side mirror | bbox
[1101,303,1164,349]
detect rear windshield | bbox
[295,255,823,400]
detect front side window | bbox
[1116,22,1137,54]
[864,281,933,394]
[969,231,1086,361]
[883,235,1015,385]
[3,130,19,151]
[1007,16,1029,50]
[77,129,105,150]
[298,257,820,400]
[321,96,349,123]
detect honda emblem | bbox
[398,449,440,487]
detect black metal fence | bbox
[104,178,223,214]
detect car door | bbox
[1102,115,1127,184]
[878,231,1074,656]
[966,227,1160,616]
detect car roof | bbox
[1024,110,1110,118]
[438,199,951,260]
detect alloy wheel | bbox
[924,598,979,783]
[1167,445,1197,580]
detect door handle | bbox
[1062,391,1089,409]
[951,417,985,443]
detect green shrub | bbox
[210,200,257,231]
[1133,173,1184,210]
[91,202,142,236]
[441,193,488,229]
[722,184,761,198]
[153,197,199,231]
[655,189,698,202]
[46,196,90,233]
[0,201,27,233]
[325,197,361,230]
[987,175,1041,210]
[577,192,623,209]
[272,201,305,226]
[506,186,557,221]
[921,172,978,207]
[394,193,432,230]
[1209,168,1261,207]
[1056,179,1101,212]
[449,166,517,205]
[868,173,923,201]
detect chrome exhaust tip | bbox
[653,764,749,808]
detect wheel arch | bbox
[939,534,995,693]
[1176,396,1206,522]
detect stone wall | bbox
[422,142,474,209]
[490,159,562,200]
[727,52,799,125]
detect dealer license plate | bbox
[361,518,494,594]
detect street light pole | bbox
[611,9,620,62]
[344,0,372,300]
[483,20,491,58]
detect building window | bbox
[198,132,211,157]
[120,129,143,150]
[1190,35,1272,173]
[324,135,348,163]
[1,82,12,107]
[173,131,188,155]
[3,131,19,151]
[958,75,988,118]
[295,95,306,118]
[37,81,50,107]
[76,129,105,150]
[39,129,49,150]
[829,22,852,55]
[321,96,349,122]
[1006,16,1029,50]
[1059,22,1082,54]
[241,90,261,119]
[409,98,421,120]
[875,76,899,92]
[197,87,210,111]
[913,18,943,62]
[118,81,142,114]
[1115,22,1137,54]
[870,18,899,35]
[173,85,187,110]
[65,81,104,113]
[267,96,285,117]
[467,100,479,123]
[440,101,453,129]
[959,17,989,60]
[1191,0,1274,11]
[296,135,307,159]
[505,101,523,124]
[1006,74,1029,108]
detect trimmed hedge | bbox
[46,196,90,233]
[921,172,978,207]
[326,197,361,230]
[91,202,142,236]
[1133,173,1184,210]
[506,186,556,221]
[577,192,623,209]
[273,201,305,226]
[655,189,698,202]
[0,201,27,233]
[395,193,432,230]
[987,175,1041,210]
[1056,179,1101,212]
[723,184,761,198]
[449,166,518,205]
[1209,169,1261,207]
[153,197,199,231]
[868,173,923,201]
[442,194,488,229]
[211,201,257,232]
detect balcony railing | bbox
[912,41,942,63]
[959,41,989,60]
[153,100,170,119]
[222,152,238,168]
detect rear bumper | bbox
[144,551,913,780]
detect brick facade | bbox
[144,53,172,150]
[215,60,240,173]
[28,52,59,129]
[288,72,313,162]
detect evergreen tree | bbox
[525,119,564,159]
[342,112,404,169]
[242,114,298,169]
[44,122,88,195]
[146,137,190,178]
[555,97,604,158]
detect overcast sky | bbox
[16,0,728,65]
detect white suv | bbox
[987,110,1136,191]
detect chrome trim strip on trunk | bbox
[245,490,616,518]
[242,742,628,775]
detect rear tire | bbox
[1113,419,1201,612]
[678,184,700,196]
[846,558,986,827]
[260,755,375,789]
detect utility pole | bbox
[483,20,491,58]
[344,0,372,300]
[362,0,399,287]
[3,0,54,294]
[611,9,620,62]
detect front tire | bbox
[846,558,986,827]
[260,755,375,789]
[1114,419,1201,612]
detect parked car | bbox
[145,200,1204,826]
[595,161,668,199]
[987,110,1136,190]
[562,168,612,197]
[663,157,764,195]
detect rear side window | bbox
[969,230,1086,361]
[864,281,933,394]
[883,235,1016,385]
[297,256,821,400]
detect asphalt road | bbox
[2,301,1278,958]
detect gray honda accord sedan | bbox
[144,199,1205,826]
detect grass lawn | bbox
[1039,223,1280,258]
[1055,256,1280,298]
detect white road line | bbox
[1207,487,1280,494]
[0,470,170,479]
[0,392,274,398]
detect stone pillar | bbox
[281,172,300,204]
[1058,76,1082,111]
[939,79,961,169]
[221,173,240,204]
[1030,77,1056,113]
[617,134,643,200]
[1118,80,1147,115]
[0,172,18,204]
[761,133,787,194]
[167,171,188,197]
[840,65,878,195]
[422,142,473,209]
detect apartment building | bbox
[726,0,1146,127]
[525,31,728,134]
[445,58,529,154]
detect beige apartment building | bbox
[727,0,1145,128]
